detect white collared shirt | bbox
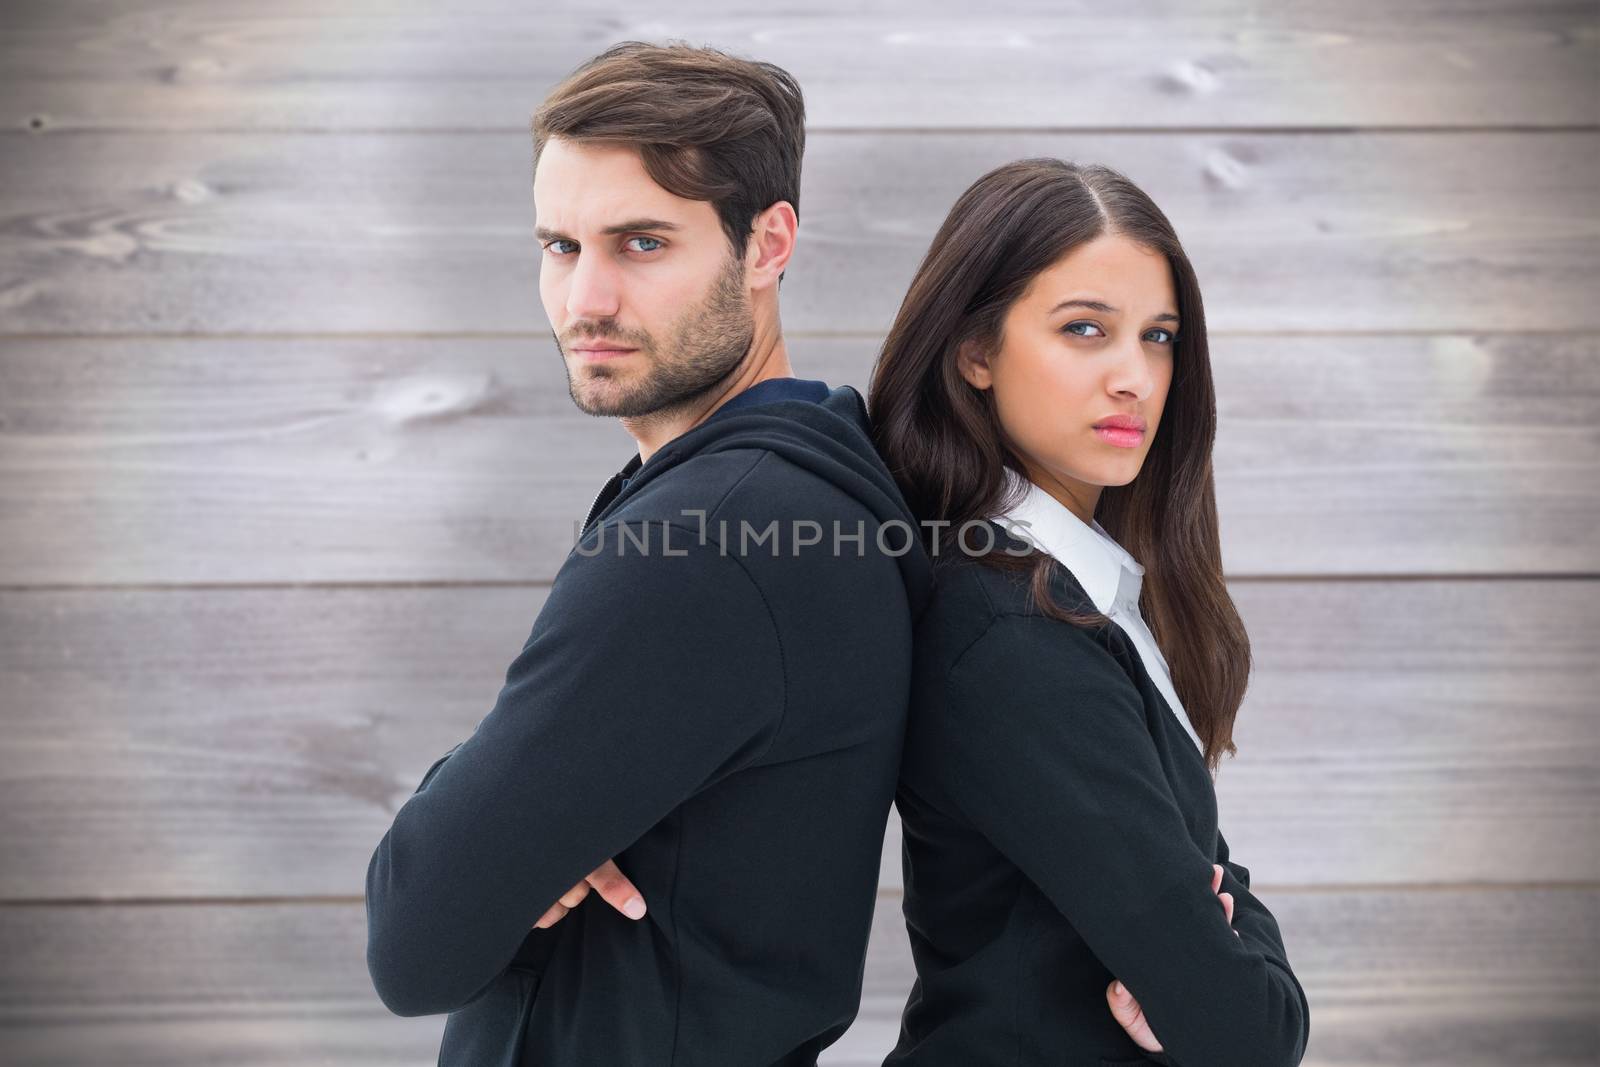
[991,471,1205,755]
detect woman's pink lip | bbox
[1094,425,1145,448]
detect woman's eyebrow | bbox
[1048,298,1179,323]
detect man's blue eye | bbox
[627,236,663,252]
[545,239,578,255]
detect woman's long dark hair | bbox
[867,158,1249,774]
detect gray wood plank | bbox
[3,333,1595,586]
[0,889,1593,1065]
[0,334,641,586]
[5,0,1594,131]
[0,580,1592,900]
[0,901,446,1067]
[0,132,1594,335]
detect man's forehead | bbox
[533,138,700,231]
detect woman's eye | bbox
[1145,328,1177,344]
[544,239,578,256]
[1062,321,1104,338]
[626,236,663,253]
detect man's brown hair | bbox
[533,41,806,274]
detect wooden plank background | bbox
[1,2,1596,1064]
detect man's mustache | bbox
[562,326,649,349]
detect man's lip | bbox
[571,345,638,358]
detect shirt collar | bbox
[991,469,1144,615]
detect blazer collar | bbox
[992,469,1144,614]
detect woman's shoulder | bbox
[923,520,1097,620]
[910,552,1148,757]
[917,543,1106,669]
[920,550,1012,623]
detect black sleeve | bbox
[937,614,1310,1067]
[412,743,463,794]
[364,520,786,1017]
[1216,827,1307,1020]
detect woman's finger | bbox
[1105,980,1165,1054]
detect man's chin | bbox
[566,357,733,420]
[568,364,639,416]
[571,394,632,418]
[570,382,659,419]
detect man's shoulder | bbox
[576,444,930,597]
[566,447,847,564]
[718,449,887,516]
[622,447,876,525]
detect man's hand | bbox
[1106,863,1240,1052]
[533,858,647,929]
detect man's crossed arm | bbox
[364,523,785,1017]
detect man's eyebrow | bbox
[534,218,683,242]
[1048,298,1180,324]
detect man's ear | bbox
[956,338,994,391]
[746,201,797,290]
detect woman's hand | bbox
[1106,863,1240,1051]
[533,858,648,929]
[1106,976,1163,1053]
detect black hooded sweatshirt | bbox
[364,379,934,1066]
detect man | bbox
[364,41,933,1065]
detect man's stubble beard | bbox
[559,250,754,420]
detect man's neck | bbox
[622,321,795,464]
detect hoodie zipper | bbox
[582,457,643,537]
[581,474,617,537]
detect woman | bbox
[867,158,1311,1066]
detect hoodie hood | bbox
[581,383,934,622]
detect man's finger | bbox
[558,881,591,909]
[533,902,568,929]
[1220,890,1234,925]
[1212,864,1224,893]
[586,859,648,920]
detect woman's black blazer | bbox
[884,521,1311,1067]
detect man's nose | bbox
[567,253,622,321]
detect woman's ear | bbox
[956,339,994,391]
